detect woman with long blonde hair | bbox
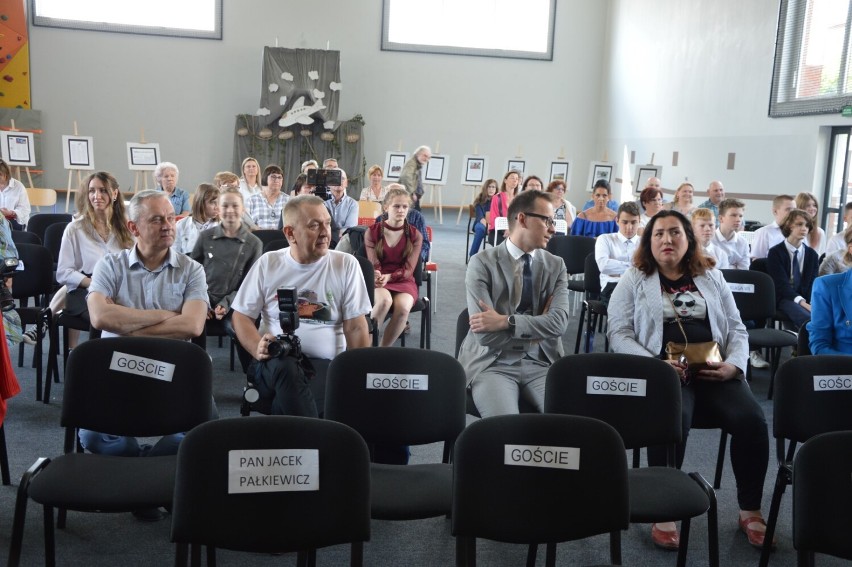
[795,192,826,255]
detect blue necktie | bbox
[517,254,533,314]
[792,249,801,289]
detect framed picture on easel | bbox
[0,131,36,167]
[587,161,616,192]
[62,136,95,170]
[127,142,160,171]
[461,155,488,184]
[423,154,448,185]
[383,151,408,181]
[549,160,570,183]
[633,165,663,195]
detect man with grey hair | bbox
[232,194,371,418]
[398,145,431,211]
[152,161,190,215]
[84,189,208,463]
[324,168,358,231]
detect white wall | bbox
[28,0,609,209]
[601,0,841,225]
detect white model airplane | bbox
[278,96,327,127]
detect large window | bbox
[381,0,556,61]
[770,0,852,116]
[31,0,222,40]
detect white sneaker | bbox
[22,329,38,345]
[749,350,769,369]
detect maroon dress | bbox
[366,221,422,300]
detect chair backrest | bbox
[25,213,72,243]
[797,323,811,356]
[43,221,69,265]
[10,229,40,246]
[455,308,470,358]
[324,347,466,447]
[452,413,628,545]
[554,218,568,235]
[773,356,852,445]
[544,353,682,451]
[749,257,769,273]
[62,337,213,438]
[357,200,382,219]
[26,188,58,209]
[252,229,285,248]
[354,254,375,308]
[583,252,602,295]
[546,234,596,275]
[11,243,54,303]
[171,416,370,555]
[793,431,852,561]
[492,216,509,245]
[720,268,776,321]
[262,238,289,253]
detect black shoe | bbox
[132,508,166,522]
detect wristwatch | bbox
[507,315,516,332]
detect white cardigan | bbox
[607,267,749,375]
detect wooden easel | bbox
[65,121,86,212]
[426,140,443,224]
[132,128,152,194]
[7,120,35,189]
[456,143,481,225]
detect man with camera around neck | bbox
[231,194,372,417]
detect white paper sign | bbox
[586,376,647,397]
[504,444,580,470]
[228,449,319,494]
[109,351,175,382]
[813,375,852,391]
[366,373,428,391]
[727,283,755,294]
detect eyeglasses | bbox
[522,211,555,228]
[268,175,284,181]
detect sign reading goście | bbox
[228,449,319,494]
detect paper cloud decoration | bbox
[279,95,287,106]
[281,72,294,81]
[329,82,342,91]
[256,107,271,116]
[268,83,279,93]
[323,121,335,129]
[308,70,319,80]
[312,89,325,100]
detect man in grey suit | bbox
[458,189,571,416]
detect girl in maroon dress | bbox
[365,187,423,346]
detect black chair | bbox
[575,252,609,354]
[25,213,72,245]
[12,243,53,403]
[455,308,537,417]
[797,323,811,356]
[7,337,213,567]
[378,258,430,349]
[262,238,289,253]
[195,317,236,372]
[545,353,718,567]
[48,310,101,387]
[721,268,797,398]
[252,228,285,249]
[10,230,41,246]
[171,416,371,566]
[453,414,629,567]
[324,347,466,521]
[792,431,852,566]
[546,234,596,305]
[758,355,852,567]
[42,221,67,277]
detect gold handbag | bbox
[664,294,723,371]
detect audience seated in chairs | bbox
[594,201,640,306]
[0,159,31,230]
[767,209,819,332]
[365,187,423,347]
[488,170,520,246]
[807,269,852,355]
[189,187,262,372]
[173,183,219,255]
[51,172,134,350]
[468,178,495,259]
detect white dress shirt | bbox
[594,232,637,289]
[0,178,31,225]
[714,228,750,269]
[750,222,783,259]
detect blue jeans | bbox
[469,222,487,257]
[78,430,185,457]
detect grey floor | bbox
[0,208,845,566]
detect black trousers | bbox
[249,356,330,418]
[648,377,769,511]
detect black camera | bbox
[266,287,302,359]
[0,257,19,312]
[306,168,341,202]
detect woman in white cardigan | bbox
[607,210,771,552]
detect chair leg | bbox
[0,423,9,485]
[759,466,791,567]
[797,550,814,567]
[525,544,537,567]
[206,545,216,567]
[544,543,556,567]
[609,531,622,565]
[573,302,587,354]
[676,517,691,567]
[43,504,56,567]
[767,347,781,400]
[7,458,50,567]
[714,431,728,489]
[174,542,188,567]
[351,541,363,567]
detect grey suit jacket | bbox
[457,242,571,386]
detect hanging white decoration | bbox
[308,70,319,80]
[268,83,279,93]
[329,82,342,91]
[312,89,325,100]
[256,108,271,116]
[278,96,326,127]
[323,121,335,129]
[279,95,287,106]
[281,72,294,81]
